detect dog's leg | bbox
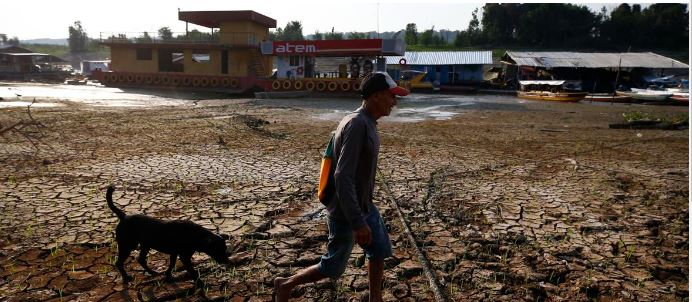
[137,246,159,275]
[164,254,177,281]
[116,245,134,283]
[180,254,205,288]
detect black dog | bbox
[106,185,231,286]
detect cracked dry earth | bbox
[0,96,688,302]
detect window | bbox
[136,48,152,60]
[158,49,184,72]
[289,55,300,67]
[192,51,210,63]
[172,52,184,65]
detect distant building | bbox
[384,51,493,85]
[0,45,70,80]
[500,51,689,92]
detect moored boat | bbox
[517,90,588,102]
[584,93,632,103]
[517,80,587,102]
[616,89,672,101]
[670,93,689,103]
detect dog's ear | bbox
[220,234,231,240]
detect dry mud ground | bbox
[0,93,688,302]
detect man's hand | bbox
[353,224,372,246]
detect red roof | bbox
[178,10,276,28]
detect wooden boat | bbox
[584,93,632,103]
[616,89,672,101]
[517,90,587,102]
[517,80,587,102]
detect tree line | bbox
[270,3,687,52]
[421,3,688,51]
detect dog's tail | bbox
[106,185,126,220]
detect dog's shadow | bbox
[120,275,210,301]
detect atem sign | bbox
[270,39,383,55]
[275,43,316,53]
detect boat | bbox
[517,80,587,102]
[666,81,689,103]
[616,89,672,102]
[584,93,632,103]
[399,70,440,91]
[670,93,689,103]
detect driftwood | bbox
[0,98,50,152]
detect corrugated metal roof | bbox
[505,51,689,69]
[385,51,492,65]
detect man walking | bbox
[274,72,409,302]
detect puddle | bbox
[0,83,191,107]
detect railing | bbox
[99,32,259,45]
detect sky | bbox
[0,0,672,40]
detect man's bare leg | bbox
[368,259,384,302]
[274,264,327,302]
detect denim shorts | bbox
[318,205,393,279]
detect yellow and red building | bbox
[96,10,405,93]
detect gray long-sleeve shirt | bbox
[326,107,379,230]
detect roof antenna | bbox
[377,3,380,38]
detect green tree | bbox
[68,21,88,53]
[0,34,7,44]
[516,4,596,48]
[481,3,521,45]
[405,23,418,45]
[640,4,688,50]
[158,27,173,40]
[420,27,434,46]
[313,30,323,40]
[8,36,19,46]
[347,32,367,39]
[136,32,153,42]
[325,27,343,40]
[281,21,304,41]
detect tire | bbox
[294,80,303,90]
[327,81,338,91]
[340,81,350,91]
[210,77,219,87]
[182,77,191,86]
[305,81,315,91]
[229,78,239,88]
[272,80,281,90]
[316,81,327,91]
[282,80,292,90]
[352,81,361,91]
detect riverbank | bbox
[0,85,688,301]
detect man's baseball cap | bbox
[360,72,410,99]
